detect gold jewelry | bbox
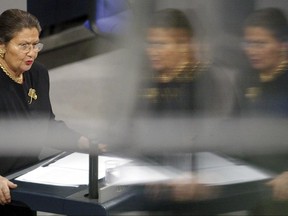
[245,87,261,101]
[156,61,204,83]
[0,50,4,58]
[28,88,37,104]
[142,88,159,103]
[145,61,208,103]
[0,62,23,84]
[260,60,288,82]
[174,61,207,82]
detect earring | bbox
[0,49,4,58]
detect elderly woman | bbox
[137,9,220,210]
[141,8,219,115]
[241,7,288,215]
[0,9,89,215]
[243,7,288,116]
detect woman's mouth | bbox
[25,60,33,65]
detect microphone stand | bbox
[88,141,99,199]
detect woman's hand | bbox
[267,171,288,201]
[77,136,90,150]
[167,179,217,201]
[0,176,17,205]
[77,136,107,153]
[146,174,219,202]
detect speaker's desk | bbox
[6,152,274,216]
[5,155,133,216]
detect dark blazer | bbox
[0,61,80,175]
[138,63,220,116]
[242,68,288,117]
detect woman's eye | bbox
[20,44,29,48]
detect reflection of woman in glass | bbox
[243,7,288,116]
[139,8,218,205]
[242,7,288,215]
[141,8,217,115]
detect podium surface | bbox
[6,152,274,215]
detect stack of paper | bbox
[16,153,131,187]
[15,152,273,187]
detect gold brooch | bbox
[28,88,37,104]
[143,88,159,103]
[245,87,261,102]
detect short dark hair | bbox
[0,9,41,43]
[149,8,193,37]
[244,7,288,42]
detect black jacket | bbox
[0,61,80,175]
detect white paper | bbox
[197,165,272,185]
[108,163,272,186]
[16,166,88,187]
[195,152,236,169]
[108,152,272,186]
[114,165,184,185]
[15,152,273,187]
[16,153,132,187]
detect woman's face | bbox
[1,27,40,75]
[243,26,285,73]
[146,28,191,72]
